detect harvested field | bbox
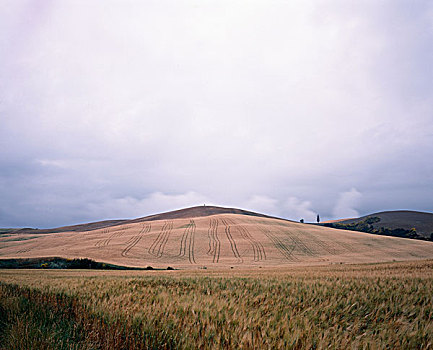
[1,207,433,268]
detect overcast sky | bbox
[1,1,433,228]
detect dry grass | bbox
[1,260,433,349]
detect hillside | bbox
[1,206,433,269]
[325,210,433,240]
[130,205,286,222]
[2,206,284,236]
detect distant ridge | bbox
[4,220,127,235]
[325,210,433,239]
[5,206,288,235]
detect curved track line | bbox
[206,219,220,263]
[214,220,221,263]
[335,241,358,253]
[295,229,342,255]
[211,219,220,263]
[226,218,266,261]
[178,221,191,257]
[121,223,151,257]
[207,219,214,256]
[221,218,242,263]
[149,221,173,258]
[177,219,197,264]
[286,229,315,256]
[157,220,173,258]
[259,226,297,261]
[188,220,196,264]
[99,226,129,248]
[94,229,111,247]
[148,221,168,256]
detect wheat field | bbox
[1,260,432,349]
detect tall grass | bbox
[1,260,432,349]
[0,283,178,349]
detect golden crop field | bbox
[2,213,433,269]
[1,260,432,349]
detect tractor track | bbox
[207,218,220,263]
[299,229,342,255]
[207,219,214,255]
[220,218,242,263]
[259,226,297,261]
[178,219,197,264]
[148,221,169,257]
[160,221,174,258]
[16,249,31,253]
[95,226,128,248]
[149,221,173,258]
[188,220,196,264]
[334,240,359,253]
[121,223,151,257]
[94,229,110,247]
[275,226,345,257]
[178,221,190,257]
[284,229,315,256]
[226,218,266,261]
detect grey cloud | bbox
[332,188,362,219]
[1,1,433,227]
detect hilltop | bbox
[1,206,286,235]
[1,206,433,269]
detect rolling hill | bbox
[323,210,433,240]
[1,206,433,269]
[2,206,282,235]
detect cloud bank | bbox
[332,188,362,219]
[1,1,433,227]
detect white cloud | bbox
[332,188,362,219]
[283,197,317,222]
[86,191,209,220]
[243,195,280,217]
[242,195,320,222]
[1,1,433,226]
